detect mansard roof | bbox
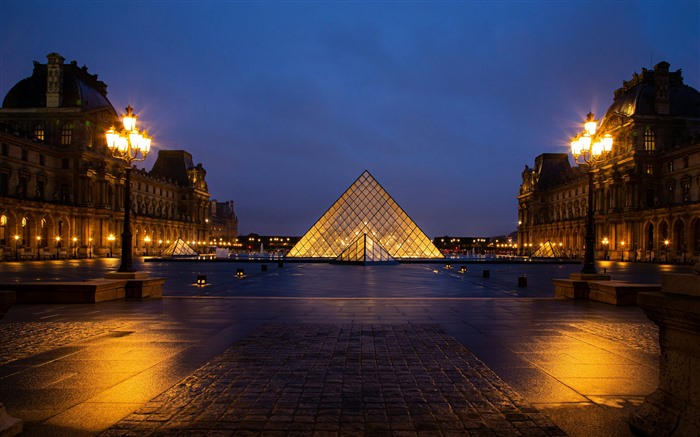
[604,61,700,119]
[2,53,115,112]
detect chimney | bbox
[46,52,65,108]
[654,61,670,115]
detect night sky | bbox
[1,1,698,238]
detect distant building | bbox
[209,200,239,246]
[0,52,220,258]
[432,235,517,255]
[518,62,700,262]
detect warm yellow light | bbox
[584,112,597,136]
[36,236,41,241]
[140,132,151,154]
[579,134,592,152]
[14,235,19,241]
[105,127,118,149]
[72,237,77,243]
[591,140,603,157]
[117,136,128,153]
[144,236,151,243]
[122,106,137,131]
[621,241,625,246]
[602,134,613,152]
[664,240,670,246]
[55,236,61,242]
[130,132,143,150]
[108,234,115,242]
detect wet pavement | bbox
[0,259,686,436]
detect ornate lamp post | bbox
[570,112,613,274]
[620,241,625,262]
[105,106,152,272]
[36,236,41,259]
[55,236,61,259]
[144,236,151,256]
[14,235,19,261]
[107,234,115,258]
[664,239,670,263]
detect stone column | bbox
[630,271,700,436]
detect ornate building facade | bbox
[0,53,212,259]
[518,62,700,263]
[208,200,239,246]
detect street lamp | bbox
[620,241,625,262]
[14,235,20,261]
[105,106,152,272]
[144,236,151,256]
[55,235,61,259]
[602,237,609,260]
[107,234,116,258]
[36,235,41,259]
[72,237,78,258]
[664,239,670,263]
[570,112,613,274]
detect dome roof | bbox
[2,53,115,112]
[603,62,700,119]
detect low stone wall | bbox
[0,279,127,304]
[630,273,700,436]
[589,281,661,306]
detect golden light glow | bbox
[108,234,116,242]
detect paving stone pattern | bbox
[568,322,659,355]
[0,321,126,365]
[102,324,565,436]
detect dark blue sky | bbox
[1,1,698,237]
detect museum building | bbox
[518,62,700,262]
[0,53,215,259]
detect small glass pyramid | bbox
[286,170,443,261]
[530,240,567,258]
[161,238,198,257]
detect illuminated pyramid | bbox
[161,238,198,257]
[530,240,567,258]
[286,170,443,261]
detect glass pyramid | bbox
[335,233,398,264]
[530,240,567,258]
[286,170,443,260]
[161,238,198,257]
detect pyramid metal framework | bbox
[286,171,443,260]
[530,240,567,258]
[161,238,198,257]
[335,233,398,264]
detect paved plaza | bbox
[0,259,692,436]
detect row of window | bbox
[31,122,72,145]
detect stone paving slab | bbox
[101,324,565,436]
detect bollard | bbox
[482,270,490,278]
[236,268,245,278]
[518,275,527,287]
[261,264,268,272]
[459,265,467,274]
[196,274,206,286]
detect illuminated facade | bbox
[518,62,700,262]
[286,170,443,261]
[0,53,212,259]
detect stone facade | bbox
[518,62,700,263]
[0,53,214,259]
[209,200,239,246]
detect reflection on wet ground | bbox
[0,257,694,298]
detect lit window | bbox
[34,123,45,141]
[60,123,72,145]
[644,127,655,151]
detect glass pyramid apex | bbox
[286,170,443,260]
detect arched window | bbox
[33,123,45,141]
[60,123,72,145]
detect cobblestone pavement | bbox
[0,320,126,365]
[101,324,565,436]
